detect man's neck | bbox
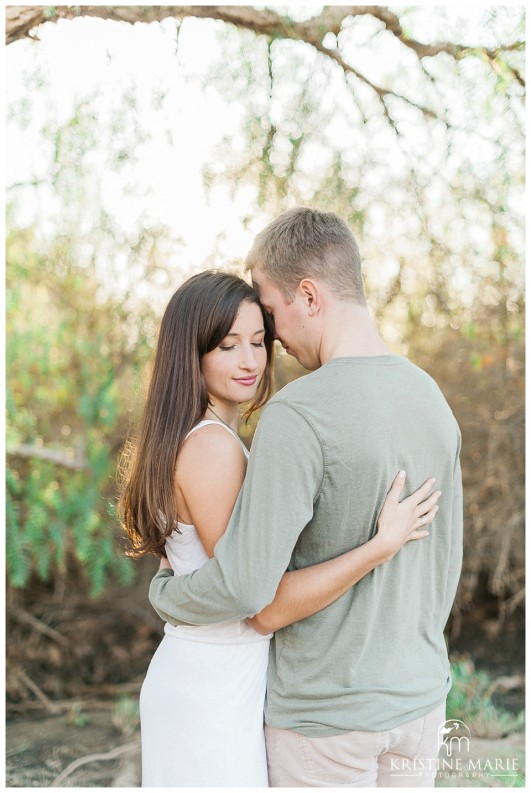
[318,304,392,364]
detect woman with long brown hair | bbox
[119,270,439,787]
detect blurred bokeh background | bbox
[5,6,525,787]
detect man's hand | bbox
[159,556,173,571]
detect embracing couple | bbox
[120,207,463,788]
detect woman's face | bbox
[202,300,267,408]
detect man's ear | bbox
[299,279,320,316]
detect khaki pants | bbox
[265,701,446,787]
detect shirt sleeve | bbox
[148,400,325,626]
[442,423,463,626]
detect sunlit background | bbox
[6,6,525,786]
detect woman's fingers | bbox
[414,504,439,530]
[387,469,407,503]
[405,504,439,542]
[416,489,442,517]
[406,529,430,542]
[404,476,436,506]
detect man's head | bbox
[246,208,366,369]
[245,207,366,304]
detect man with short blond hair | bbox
[245,206,366,303]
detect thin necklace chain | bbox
[206,405,239,435]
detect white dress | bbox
[140,420,271,787]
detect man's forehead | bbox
[252,273,289,307]
[250,268,264,292]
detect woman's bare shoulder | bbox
[176,423,246,482]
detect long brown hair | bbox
[119,270,274,558]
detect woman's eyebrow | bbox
[224,328,265,337]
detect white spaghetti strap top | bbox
[184,419,249,460]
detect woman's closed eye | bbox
[219,342,264,351]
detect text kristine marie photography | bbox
[390,720,521,783]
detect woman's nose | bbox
[239,345,258,370]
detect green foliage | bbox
[6,224,150,596]
[112,693,140,736]
[65,703,91,728]
[448,658,524,738]
[6,80,181,596]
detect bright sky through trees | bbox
[6,6,524,313]
[7,16,267,291]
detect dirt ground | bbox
[6,711,140,788]
[6,710,524,788]
[6,569,525,788]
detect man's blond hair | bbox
[245,207,366,304]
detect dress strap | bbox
[185,420,249,459]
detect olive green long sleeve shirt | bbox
[149,355,463,735]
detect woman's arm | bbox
[247,471,440,635]
[164,435,439,633]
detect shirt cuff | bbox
[154,568,174,578]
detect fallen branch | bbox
[52,741,140,787]
[73,680,143,696]
[10,605,68,646]
[485,674,525,701]
[7,699,117,713]
[16,670,61,714]
[7,679,144,711]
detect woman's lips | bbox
[234,376,258,386]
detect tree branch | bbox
[5,6,524,111]
[311,40,441,124]
[6,5,525,66]
[5,6,292,45]
[7,443,88,471]
[16,668,61,712]
[355,6,525,86]
[51,740,139,787]
[10,605,68,646]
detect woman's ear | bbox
[299,279,320,316]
